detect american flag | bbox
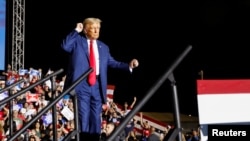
[106,85,115,102]
[105,85,168,136]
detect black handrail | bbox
[7,68,93,141]
[107,45,192,141]
[61,68,93,141]
[0,69,64,138]
[0,69,64,106]
[0,79,25,94]
[0,78,26,137]
[2,68,62,141]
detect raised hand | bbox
[75,23,83,33]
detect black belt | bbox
[96,75,100,80]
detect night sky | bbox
[8,1,250,116]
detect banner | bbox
[197,79,250,124]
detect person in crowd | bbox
[126,128,139,141]
[186,129,199,141]
[147,126,160,141]
[0,119,6,141]
[124,117,137,139]
[121,96,137,117]
[28,135,37,141]
[100,122,116,141]
[61,17,139,141]
[100,122,126,141]
[140,112,150,140]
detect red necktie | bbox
[88,40,96,86]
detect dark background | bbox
[6,1,250,116]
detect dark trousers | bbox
[76,80,102,141]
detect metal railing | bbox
[2,45,192,141]
[107,45,192,141]
[1,68,93,141]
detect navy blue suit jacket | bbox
[61,30,130,103]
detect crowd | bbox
[0,65,200,141]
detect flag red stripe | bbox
[197,80,250,94]
[116,104,167,127]
[135,113,167,127]
[107,85,115,90]
[107,95,113,99]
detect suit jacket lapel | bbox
[97,40,102,66]
[82,37,89,62]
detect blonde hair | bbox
[83,17,102,28]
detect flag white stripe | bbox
[198,93,250,124]
[133,115,166,131]
[107,89,114,95]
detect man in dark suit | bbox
[61,17,139,141]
